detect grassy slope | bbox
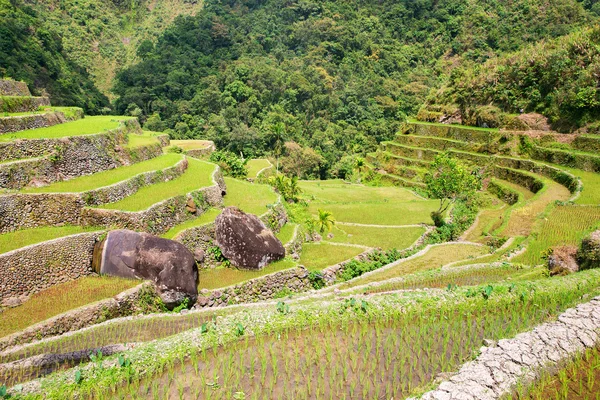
[276,223,297,244]
[0,226,102,255]
[170,140,212,151]
[0,277,138,338]
[98,158,215,211]
[0,116,129,142]
[125,132,161,148]
[24,154,183,193]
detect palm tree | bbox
[316,209,335,234]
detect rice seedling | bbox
[0,116,131,142]
[298,242,366,271]
[98,158,215,211]
[246,159,272,179]
[198,258,298,290]
[275,223,297,245]
[0,225,102,255]
[514,205,600,266]
[329,224,425,250]
[223,177,279,215]
[119,274,600,400]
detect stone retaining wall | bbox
[0,112,66,134]
[0,80,31,96]
[156,134,170,147]
[491,166,544,194]
[0,96,51,113]
[0,284,154,351]
[0,232,105,303]
[194,249,374,308]
[0,159,189,233]
[186,142,216,159]
[417,296,600,400]
[0,120,165,190]
[81,167,226,235]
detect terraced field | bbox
[2,100,600,400]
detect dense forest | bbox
[112,0,597,177]
[0,0,109,112]
[2,0,600,174]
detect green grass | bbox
[300,179,437,225]
[330,224,425,250]
[161,208,222,240]
[223,177,279,215]
[276,223,297,244]
[0,116,131,142]
[170,140,212,151]
[299,242,366,271]
[307,201,438,225]
[299,179,422,203]
[24,154,184,193]
[0,277,138,338]
[407,117,500,132]
[514,205,600,266]
[340,243,488,288]
[561,166,600,204]
[198,258,298,290]
[0,225,103,255]
[124,132,161,148]
[247,159,272,178]
[98,158,215,211]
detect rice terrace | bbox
[2,0,600,399]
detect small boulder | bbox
[193,248,205,264]
[578,230,600,270]
[214,207,285,270]
[93,230,198,309]
[547,245,579,276]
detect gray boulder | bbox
[92,229,198,309]
[215,207,285,270]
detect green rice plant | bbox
[298,243,365,271]
[0,225,103,255]
[514,205,600,266]
[98,158,215,211]
[161,208,221,239]
[198,258,298,290]
[275,223,297,245]
[25,154,183,193]
[0,116,130,142]
[246,159,272,179]
[329,224,425,250]
[223,177,279,215]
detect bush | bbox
[209,151,248,178]
[577,230,600,271]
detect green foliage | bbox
[276,301,290,314]
[308,271,325,290]
[269,175,302,203]
[315,209,335,234]
[336,248,408,282]
[0,0,109,113]
[424,153,481,217]
[209,151,248,178]
[425,200,478,244]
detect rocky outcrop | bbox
[417,296,600,400]
[215,207,285,270]
[93,230,198,309]
[577,230,600,271]
[546,245,579,276]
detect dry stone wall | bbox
[417,296,600,400]
[186,142,215,159]
[0,120,164,190]
[0,232,105,304]
[0,159,189,234]
[0,80,31,96]
[81,167,226,235]
[0,112,66,134]
[0,97,51,113]
[0,284,155,351]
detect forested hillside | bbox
[113,0,596,176]
[428,26,600,132]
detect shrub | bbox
[577,230,600,271]
[210,151,248,178]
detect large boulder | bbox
[546,245,579,276]
[578,230,600,271]
[215,207,285,270]
[92,230,198,309]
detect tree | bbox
[424,153,481,227]
[316,209,335,234]
[271,122,286,173]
